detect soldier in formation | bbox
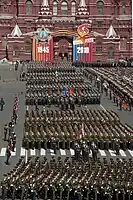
[23,108,133,152]
[1,157,133,200]
[84,67,133,112]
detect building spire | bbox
[79,0,87,7]
[76,0,88,18]
[106,25,117,38]
[38,0,51,16]
[11,24,22,37]
[42,0,49,7]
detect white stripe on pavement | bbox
[60,149,66,156]
[100,104,106,111]
[109,150,116,156]
[128,150,133,157]
[99,149,106,156]
[0,148,6,156]
[70,148,74,156]
[50,149,55,156]
[119,150,126,157]
[40,149,46,156]
[30,149,36,156]
[11,148,16,156]
[20,147,26,156]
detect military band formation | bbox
[1,61,133,200]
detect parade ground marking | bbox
[40,148,46,156]
[20,147,26,156]
[30,149,36,156]
[60,149,66,156]
[128,150,133,157]
[99,149,106,156]
[50,149,55,156]
[100,104,106,111]
[119,150,126,157]
[109,150,116,156]
[0,148,6,156]
[70,148,75,156]
[11,148,16,156]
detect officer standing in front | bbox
[5,146,11,165]
[3,124,8,141]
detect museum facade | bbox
[0,0,132,62]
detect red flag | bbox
[69,87,72,95]
[49,87,52,96]
[71,85,74,94]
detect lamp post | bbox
[5,35,8,60]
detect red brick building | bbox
[0,0,132,62]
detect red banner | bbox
[32,37,53,62]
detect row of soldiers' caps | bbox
[27,66,76,73]
[26,83,96,91]
[27,60,72,67]
[25,91,100,106]
[26,71,82,76]
[23,109,133,150]
[26,77,84,84]
[26,74,84,83]
[94,67,133,94]
[85,68,133,101]
[27,71,80,76]
[72,61,132,68]
[1,157,133,199]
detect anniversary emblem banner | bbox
[73,36,94,62]
[32,27,53,62]
[73,24,94,62]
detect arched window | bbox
[26,0,32,15]
[71,2,76,16]
[122,0,126,14]
[61,1,67,15]
[120,37,126,51]
[108,47,114,59]
[25,40,31,53]
[53,1,58,15]
[13,46,19,57]
[97,0,104,14]
[96,42,102,54]
[1,36,6,49]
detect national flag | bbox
[68,87,72,95]
[76,123,85,140]
[69,86,74,95]
[71,85,74,94]
[75,85,78,93]
[63,87,68,96]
